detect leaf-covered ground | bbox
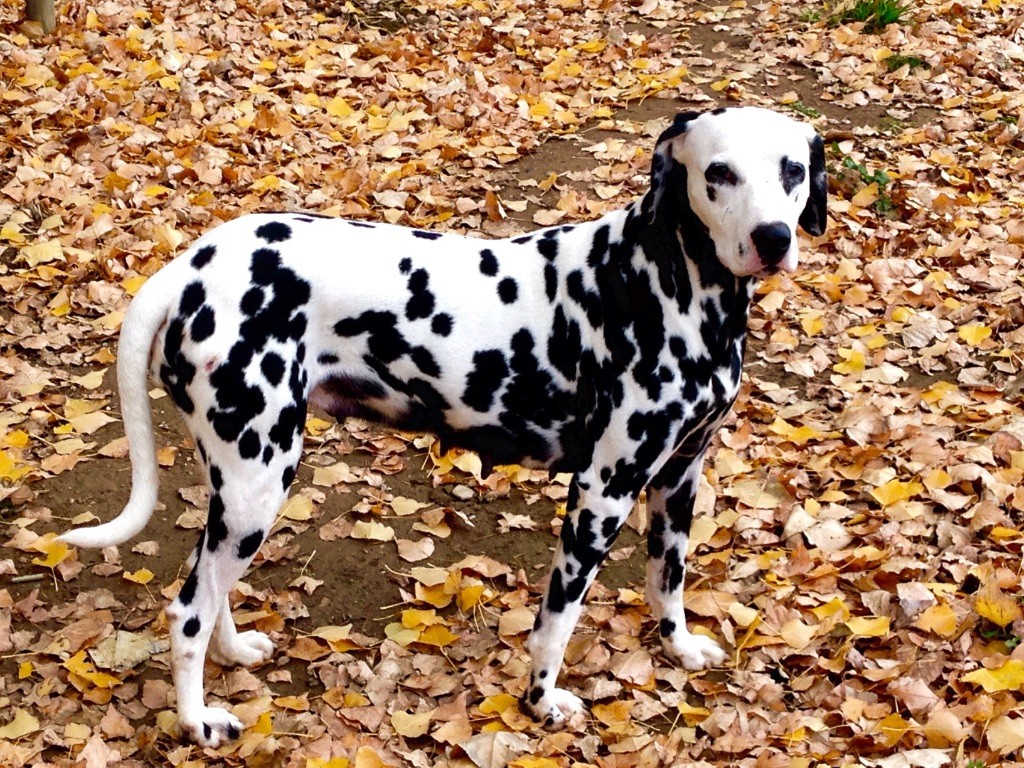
[2,0,1024,766]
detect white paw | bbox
[179,705,243,748]
[664,631,728,670]
[211,630,274,667]
[528,687,586,727]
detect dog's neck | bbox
[627,190,755,331]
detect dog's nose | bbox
[751,222,792,268]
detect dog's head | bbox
[649,107,827,277]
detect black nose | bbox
[751,222,792,267]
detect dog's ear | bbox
[798,133,827,237]
[648,111,701,221]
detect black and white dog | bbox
[61,107,826,746]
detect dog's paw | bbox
[527,687,586,728]
[663,631,728,670]
[179,706,243,748]
[212,630,275,667]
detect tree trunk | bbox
[26,0,56,33]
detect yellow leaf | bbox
[593,699,633,726]
[976,582,1023,628]
[510,757,560,768]
[811,597,851,622]
[63,651,122,689]
[280,495,314,521]
[253,711,274,736]
[958,323,992,346]
[252,174,281,193]
[416,624,458,647]
[870,479,923,507]
[402,608,441,629]
[390,496,430,516]
[780,618,817,650]
[30,536,70,570]
[913,602,957,637]
[391,710,432,738]
[0,709,40,739]
[383,622,419,646]
[0,450,31,482]
[20,239,63,267]
[529,100,552,119]
[987,715,1024,754]
[123,568,154,585]
[677,701,711,726]
[18,661,33,679]
[326,96,354,117]
[850,183,879,208]
[833,347,865,375]
[354,746,390,768]
[875,712,910,748]
[306,759,349,768]
[350,520,394,541]
[458,584,486,611]
[274,695,309,711]
[479,693,519,715]
[800,311,824,336]
[845,616,890,637]
[963,659,1024,693]
[121,275,148,296]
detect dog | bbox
[60,106,826,746]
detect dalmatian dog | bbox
[60,106,826,746]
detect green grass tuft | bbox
[830,0,912,32]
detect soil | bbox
[7,12,945,715]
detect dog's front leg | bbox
[523,471,638,726]
[645,452,728,669]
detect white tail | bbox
[59,278,173,549]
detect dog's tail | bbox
[59,274,174,549]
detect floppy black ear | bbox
[798,133,827,236]
[648,110,701,222]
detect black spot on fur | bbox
[183,617,200,637]
[191,245,216,269]
[479,249,499,276]
[239,429,261,460]
[207,494,227,552]
[255,221,292,243]
[463,350,508,412]
[282,464,296,489]
[191,306,216,342]
[318,353,339,365]
[497,277,518,304]
[405,269,435,321]
[240,287,264,316]
[399,257,412,275]
[237,530,264,560]
[411,346,440,377]
[413,230,441,240]
[431,313,453,337]
[180,282,206,316]
[179,569,198,606]
[659,618,676,637]
[335,311,409,362]
[261,353,285,386]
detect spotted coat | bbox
[60,106,827,745]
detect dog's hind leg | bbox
[645,452,728,670]
[167,437,301,747]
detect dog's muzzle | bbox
[751,222,792,271]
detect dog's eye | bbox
[704,162,739,186]
[782,160,805,185]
